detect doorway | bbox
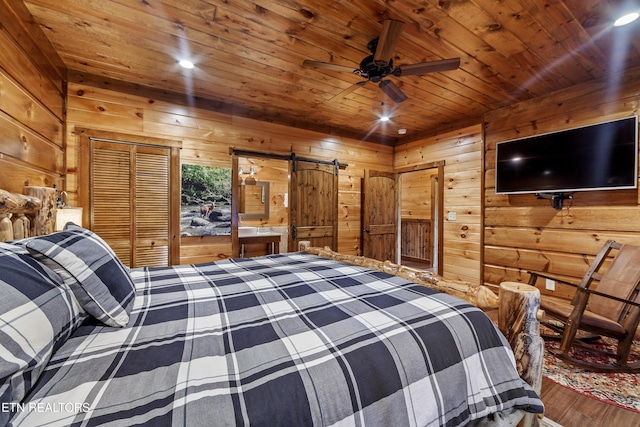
[231,155,290,257]
[230,151,344,257]
[397,161,444,275]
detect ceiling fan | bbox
[303,19,460,103]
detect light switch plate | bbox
[545,278,556,291]
[447,211,457,221]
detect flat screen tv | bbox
[495,116,638,195]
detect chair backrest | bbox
[588,242,640,323]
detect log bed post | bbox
[0,189,43,215]
[0,188,45,241]
[22,186,56,236]
[499,282,545,426]
[0,187,56,241]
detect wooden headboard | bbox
[0,187,57,241]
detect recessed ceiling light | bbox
[398,128,407,135]
[380,115,390,122]
[179,59,195,69]
[614,12,639,27]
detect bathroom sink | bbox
[238,226,258,237]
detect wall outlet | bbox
[545,278,555,291]
[447,211,457,221]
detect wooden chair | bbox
[528,240,640,372]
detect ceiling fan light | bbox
[179,59,195,69]
[614,12,639,26]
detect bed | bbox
[1,188,543,426]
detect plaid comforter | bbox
[10,253,543,426]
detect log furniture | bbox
[498,282,545,427]
[0,188,52,241]
[300,242,500,309]
[529,240,640,372]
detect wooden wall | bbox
[484,66,640,299]
[0,1,66,193]
[6,2,639,286]
[395,125,484,284]
[63,82,394,264]
[237,156,289,229]
[401,169,437,219]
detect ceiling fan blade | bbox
[303,60,356,73]
[394,58,461,76]
[379,80,408,103]
[373,19,405,65]
[329,81,367,101]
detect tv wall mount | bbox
[535,192,573,210]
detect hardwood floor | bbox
[482,309,639,426]
[541,377,639,426]
[400,259,433,271]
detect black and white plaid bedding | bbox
[10,253,543,426]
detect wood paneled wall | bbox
[6,2,638,284]
[237,157,289,229]
[64,82,394,264]
[0,1,65,193]
[484,66,640,299]
[401,169,437,219]
[395,125,483,284]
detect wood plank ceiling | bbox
[23,0,640,144]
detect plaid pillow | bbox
[25,225,135,327]
[0,243,86,425]
[0,240,29,254]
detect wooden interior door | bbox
[362,170,397,262]
[289,158,338,251]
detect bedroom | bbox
[0,1,639,426]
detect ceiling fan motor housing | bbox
[359,55,393,82]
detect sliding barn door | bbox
[290,158,338,251]
[362,170,397,262]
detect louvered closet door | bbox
[91,141,133,266]
[91,140,171,267]
[134,146,170,266]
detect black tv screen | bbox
[495,116,638,194]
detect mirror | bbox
[239,181,269,219]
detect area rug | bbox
[541,331,640,413]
